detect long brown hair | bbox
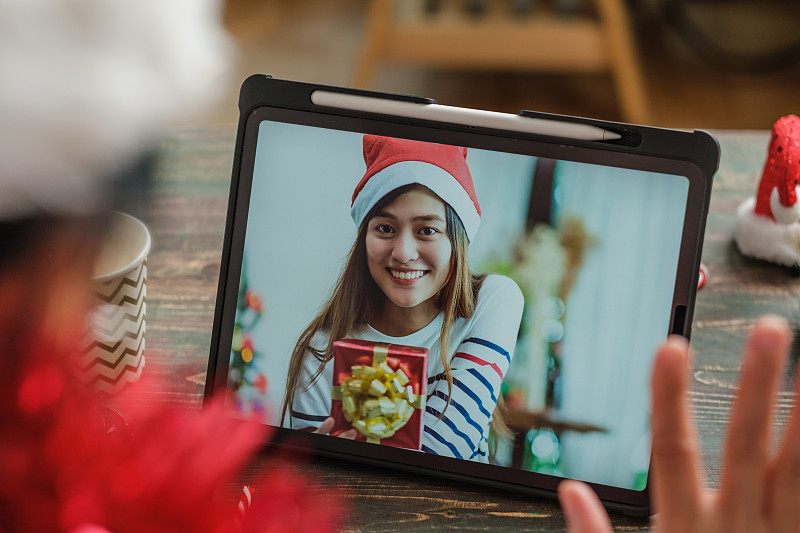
[280,184,484,426]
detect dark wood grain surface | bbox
[139,128,795,532]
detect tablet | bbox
[205,75,719,516]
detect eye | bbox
[418,227,439,237]
[375,223,394,234]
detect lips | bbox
[389,269,427,280]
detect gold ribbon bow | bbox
[332,343,424,443]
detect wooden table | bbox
[139,129,797,532]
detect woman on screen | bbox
[281,134,524,462]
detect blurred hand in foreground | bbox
[559,315,798,533]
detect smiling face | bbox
[365,186,453,328]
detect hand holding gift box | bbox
[330,339,427,449]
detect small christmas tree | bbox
[229,256,269,416]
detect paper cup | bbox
[79,212,151,394]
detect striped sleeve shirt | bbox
[289,274,524,463]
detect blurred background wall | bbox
[205,0,800,130]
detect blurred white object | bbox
[0,0,233,219]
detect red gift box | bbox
[330,338,427,450]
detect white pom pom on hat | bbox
[0,0,233,220]
[351,135,482,242]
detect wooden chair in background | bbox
[354,0,651,124]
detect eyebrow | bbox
[373,211,446,223]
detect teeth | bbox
[391,270,425,280]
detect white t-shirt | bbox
[289,273,524,463]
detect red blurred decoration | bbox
[698,263,709,290]
[0,340,343,533]
[253,374,268,395]
[242,333,255,352]
[245,290,263,314]
[504,388,525,411]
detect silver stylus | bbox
[311,90,622,142]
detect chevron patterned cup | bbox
[79,212,151,395]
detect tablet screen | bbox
[223,111,692,496]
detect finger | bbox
[764,324,799,532]
[314,417,335,435]
[719,316,790,524]
[558,480,613,533]
[340,429,358,439]
[650,335,704,528]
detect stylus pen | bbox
[311,90,622,142]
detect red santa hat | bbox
[734,115,800,266]
[753,115,800,224]
[351,135,481,241]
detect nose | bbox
[391,230,419,264]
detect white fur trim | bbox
[769,186,800,225]
[351,160,481,241]
[0,0,233,219]
[734,196,800,267]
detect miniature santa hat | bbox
[351,135,482,241]
[0,0,232,220]
[734,115,800,266]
